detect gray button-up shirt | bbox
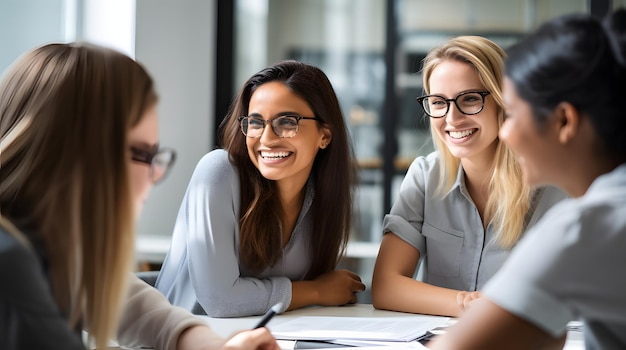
[382,151,566,291]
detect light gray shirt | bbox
[382,152,566,291]
[484,163,626,349]
[155,149,313,317]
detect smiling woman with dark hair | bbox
[156,60,365,317]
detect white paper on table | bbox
[270,316,449,342]
[277,339,297,349]
[300,345,428,350]
[326,339,431,347]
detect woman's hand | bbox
[178,326,279,350]
[313,269,366,306]
[456,291,482,313]
[221,328,280,350]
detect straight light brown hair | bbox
[0,43,157,348]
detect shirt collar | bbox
[586,162,626,195]
[448,162,466,194]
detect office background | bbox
[1,0,622,302]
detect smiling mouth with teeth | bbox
[260,151,292,159]
[448,129,477,139]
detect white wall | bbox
[0,0,136,73]
[0,0,69,75]
[1,0,217,240]
[81,0,136,57]
[134,0,216,238]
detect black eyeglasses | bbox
[130,146,177,184]
[238,115,323,138]
[416,91,491,118]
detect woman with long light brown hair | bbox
[0,42,278,350]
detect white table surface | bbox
[198,304,584,350]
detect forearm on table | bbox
[428,298,566,350]
[289,280,319,310]
[372,274,461,317]
[197,276,291,317]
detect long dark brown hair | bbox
[219,60,356,279]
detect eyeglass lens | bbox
[241,116,300,138]
[150,150,176,183]
[131,147,176,184]
[420,92,487,118]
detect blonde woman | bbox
[0,43,278,350]
[371,36,566,317]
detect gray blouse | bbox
[382,151,566,291]
[484,163,626,349]
[155,149,313,317]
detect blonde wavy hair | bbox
[0,43,156,348]
[421,36,532,248]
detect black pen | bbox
[253,302,283,329]
[417,331,438,345]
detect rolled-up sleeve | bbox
[382,156,431,254]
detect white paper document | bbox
[270,316,449,342]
